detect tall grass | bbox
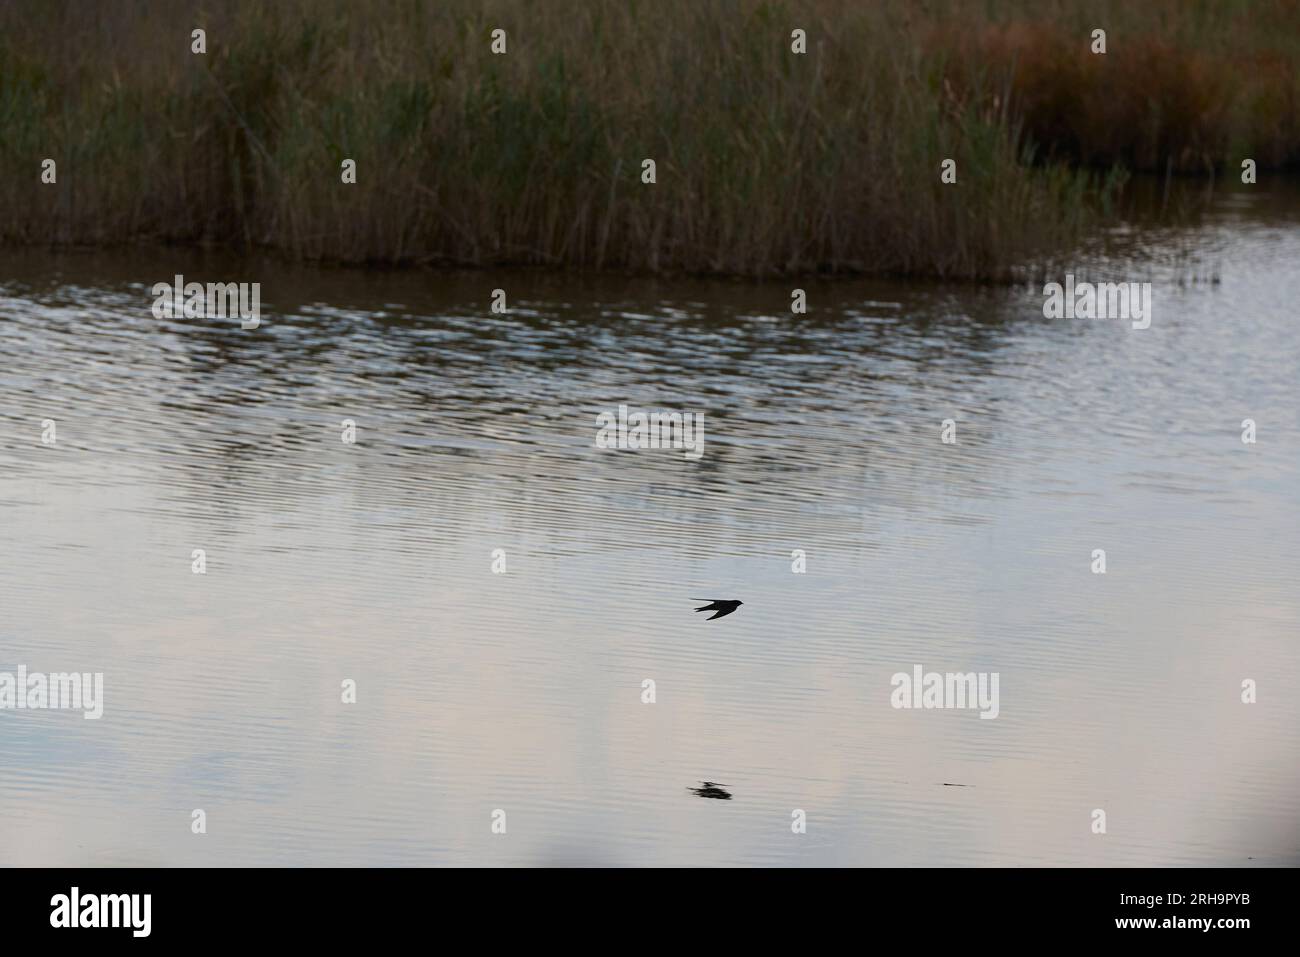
[0,0,1295,278]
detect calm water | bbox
[2,184,1298,866]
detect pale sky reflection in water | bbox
[1,184,1298,866]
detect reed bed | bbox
[0,0,1295,278]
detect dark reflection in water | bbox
[0,180,1298,866]
[689,782,733,801]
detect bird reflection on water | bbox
[688,782,733,800]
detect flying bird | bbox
[692,598,743,620]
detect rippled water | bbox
[2,183,1298,866]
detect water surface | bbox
[2,184,1298,866]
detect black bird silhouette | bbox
[692,598,743,620]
